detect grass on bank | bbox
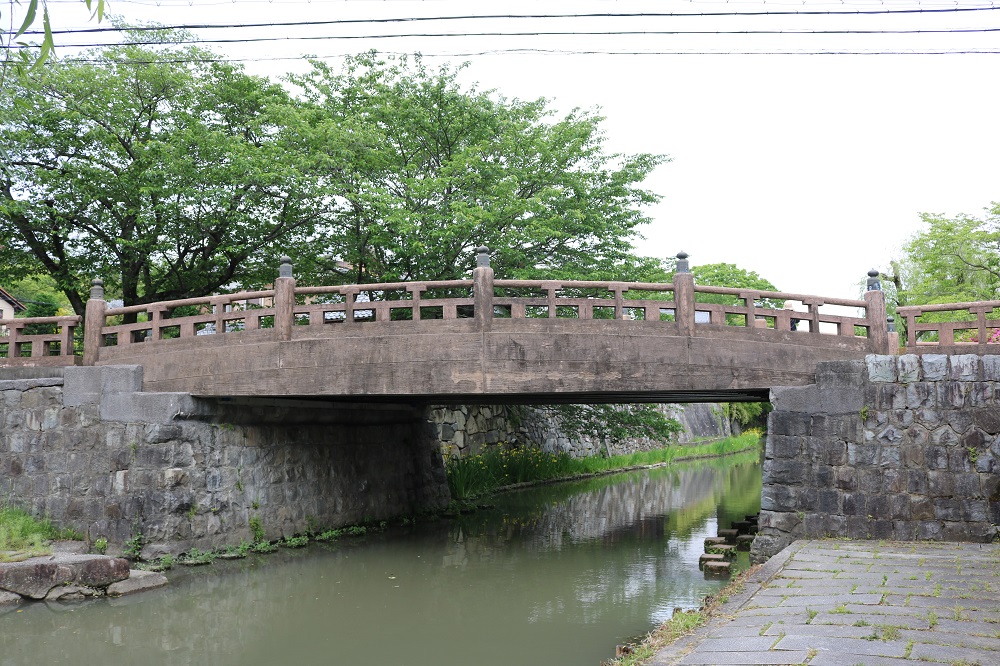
[446,430,762,500]
[0,502,82,561]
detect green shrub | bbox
[0,503,80,560]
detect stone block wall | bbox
[0,366,449,557]
[426,403,731,460]
[753,354,1000,562]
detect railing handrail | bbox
[896,300,1000,314]
[694,285,867,308]
[0,315,82,326]
[295,280,473,294]
[102,290,277,317]
[1,253,896,366]
[895,299,1000,349]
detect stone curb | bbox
[0,377,64,391]
[647,540,807,665]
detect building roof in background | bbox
[0,287,26,313]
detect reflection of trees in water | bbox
[450,453,762,552]
[427,455,762,627]
[1,456,762,666]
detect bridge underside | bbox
[96,318,872,403]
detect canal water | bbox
[0,451,761,666]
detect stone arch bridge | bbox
[1,251,895,404]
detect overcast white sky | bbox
[10,0,1000,298]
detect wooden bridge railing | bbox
[1,250,893,367]
[896,301,1000,350]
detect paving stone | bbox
[925,618,1000,635]
[896,628,1000,652]
[780,593,885,607]
[761,623,880,639]
[909,641,998,663]
[773,635,909,657]
[756,586,858,597]
[813,613,931,630]
[696,637,780,652]
[706,625,779,639]
[774,570,839,580]
[677,651,813,665]
[808,654,913,666]
[821,604,931,618]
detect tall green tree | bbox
[0,28,321,317]
[895,205,1000,306]
[692,262,780,303]
[690,262,781,326]
[288,52,666,285]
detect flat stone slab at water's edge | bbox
[0,553,131,599]
[107,569,168,597]
[0,541,167,603]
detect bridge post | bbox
[673,251,695,336]
[82,279,107,366]
[473,246,494,332]
[864,269,890,354]
[275,256,296,342]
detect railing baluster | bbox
[407,286,421,321]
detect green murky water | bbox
[0,452,761,666]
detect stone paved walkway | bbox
[649,540,1000,666]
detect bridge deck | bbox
[94,317,871,402]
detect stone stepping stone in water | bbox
[703,560,732,577]
[736,534,755,551]
[706,544,737,558]
[699,553,727,570]
[732,520,753,534]
[704,536,728,549]
[717,528,739,544]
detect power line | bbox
[55,49,1000,63]
[8,26,1000,50]
[22,5,1000,37]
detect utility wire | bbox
[21,5,1000,37]
[55,48,1000,63]
[8,26,1000,50]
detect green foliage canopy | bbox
[0,29,323,316]
[896,205,1000,307]
[288,52,667,285]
